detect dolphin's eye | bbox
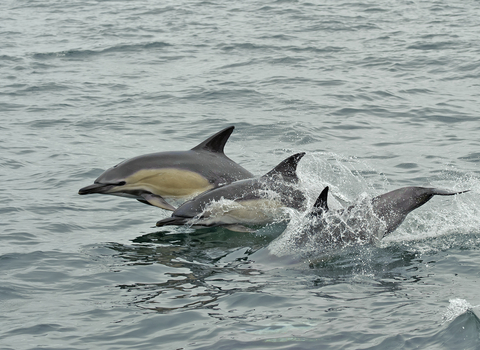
[117,181,126,186]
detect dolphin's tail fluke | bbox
[429,188,470,196]
[373,186,469,220]
[417,187,470,207]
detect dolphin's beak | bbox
[78,183,116,195]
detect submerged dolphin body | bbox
[284,186,468,253]
[78,126,254,211]
[156,153,307,231]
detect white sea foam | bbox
[443,298,479,323]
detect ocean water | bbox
[1,0,480,349]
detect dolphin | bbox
[292,186,469,251]
[78,126,254,211]
[155,152,307,231]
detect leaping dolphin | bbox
[156,152,307,231]
[78,126,254,211]
[293,186,468,252]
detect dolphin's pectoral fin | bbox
[137,199,154,206]
[139,193,176,211]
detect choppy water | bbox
[1,0,480,349]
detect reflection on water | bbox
[105,225,439,316]
[109,227,278,313]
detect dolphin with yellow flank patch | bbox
[155,152,306,231]
[78,126,254,211]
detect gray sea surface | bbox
[1,0,480,349]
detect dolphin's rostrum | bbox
[78,126,254,211]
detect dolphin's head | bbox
[78,167,127,195]
[78,153,179,196]
[78,160,180,211]
[78,153,215,211]
[78,158,134,195]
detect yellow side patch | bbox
[113,168,214,198]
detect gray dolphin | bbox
[156,153,307,231]
[297,186,468,250]
[78,126,254,211]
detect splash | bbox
[267,201,387,259]
[268,152,480,260]
[193,196,287,226]
[296,152,388,209]
[268,153,388,258]
[443,298,479,323]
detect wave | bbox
[32,41,171,60]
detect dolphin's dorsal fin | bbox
[191,126,234,153]
[263,152,306,182]
[312,186,329,215]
